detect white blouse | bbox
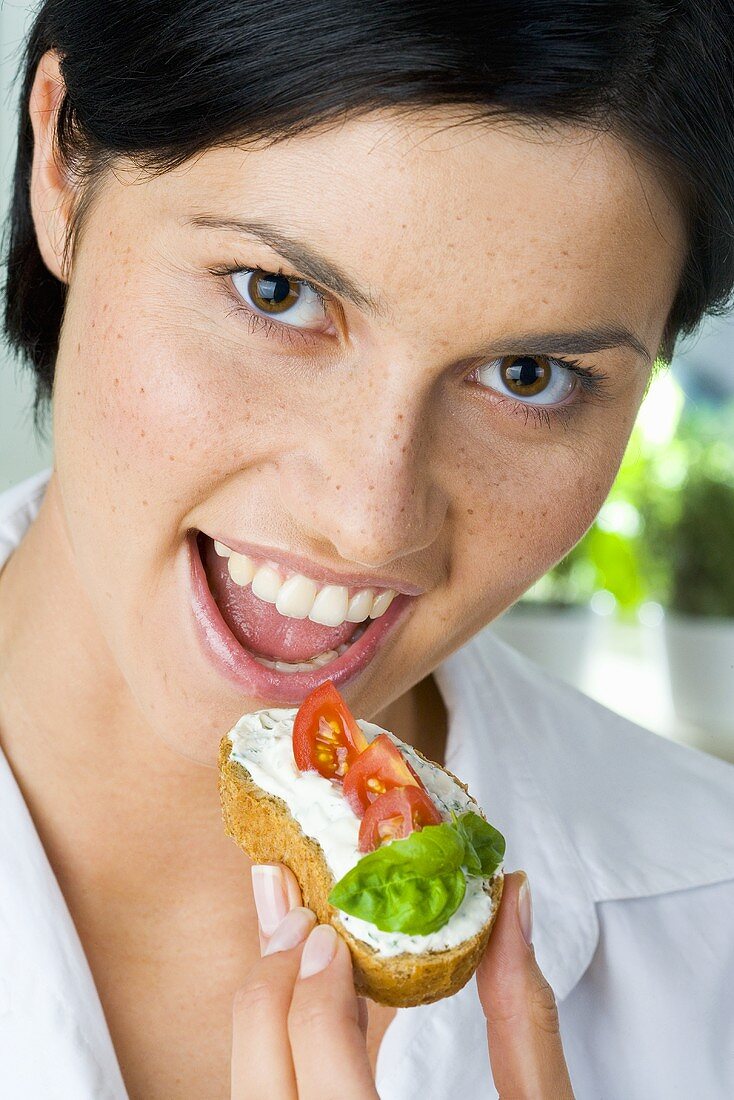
[1,470,733,1099]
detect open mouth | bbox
[188,532,413,704]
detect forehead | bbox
[118,109,686,340]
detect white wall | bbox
[1,1,52,492]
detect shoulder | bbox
[442,624,734,901]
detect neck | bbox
[0,474,249,933]
[373,672,448,765]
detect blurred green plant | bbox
[521,374,734,620]
[522,520,646,612]
[643,400,734,617]
[667,474,734,616]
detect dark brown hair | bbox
[2,0,733,414]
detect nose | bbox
[277,374,449,572]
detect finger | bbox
[251,863,303,953]
[288,924,379,1100]
[476,871,575,1099]
[231,906,317,1100]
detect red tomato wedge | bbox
[292,680,368,780]
[343,733,428,815]
[358,785,443,852]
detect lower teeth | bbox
[252,624,367,674]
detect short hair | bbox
[2,0,733,412]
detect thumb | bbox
[476,870,575,1099]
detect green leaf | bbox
[328,822,467,935]
[453,810,506,878]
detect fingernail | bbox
[262,907,316,956]
[251,864,290,937]
[299,923,337,978]
[518,874,533,946]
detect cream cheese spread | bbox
[227,707,502,956]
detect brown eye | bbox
[473,354,577,406]
[248,270,301,314]
[501,356,552,396]
[231,267,328,329]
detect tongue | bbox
[202,539,359,662]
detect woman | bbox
[1,2,733,1097]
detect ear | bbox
[28,49,77,284]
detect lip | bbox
[205,534,425,596]
[188,532,413,704]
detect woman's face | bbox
[44,106,685,763]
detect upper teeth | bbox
[215,544,396,626]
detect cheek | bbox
[447,427,627,610]
[53,267,288,520]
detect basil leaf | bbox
[328,822,467,935]
[454,810,506,878]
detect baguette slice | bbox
[219,731,503,1007]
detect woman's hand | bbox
[476,870,576,1099]
[232,863,377,1100]
[231,864,574,1099]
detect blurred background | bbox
[2,2,733,763]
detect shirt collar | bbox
[0,467,52,570]
[0,747,128,1097]
[434,643,599,1001]
[433,627,734,1001]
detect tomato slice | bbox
[292,680,368,780]
[343,733,428,816]
[358,785,443,852]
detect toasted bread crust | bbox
[219,735,503,1007]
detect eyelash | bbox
[209,261,331,350]
[475,358,610,431]
[208,260,610,427]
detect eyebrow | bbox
[185,214,389,319]
[474,324,652,365]
[185,214,652,364]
